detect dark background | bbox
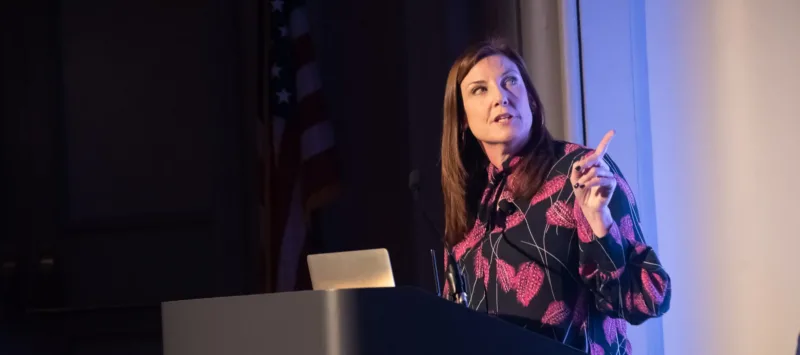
[1,0,522,353]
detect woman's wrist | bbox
[582,207,613,238]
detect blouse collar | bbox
[487,155,522,183]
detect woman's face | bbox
[460,55,532,150]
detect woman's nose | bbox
[494,89,509,106]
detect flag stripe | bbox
[276,184,305,291]
[290,7,310,39]
[272,116,286,161]
[302,148,339,208]
[292,35,314,69]
[301,121,334,160]
[258,158,266,206]
[296,63,322,102]
[293,90,327,133]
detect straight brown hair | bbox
[441,38,556,246]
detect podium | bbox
[161,286,586,355]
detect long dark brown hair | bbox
[441,38,556,246]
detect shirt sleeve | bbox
[572,155,671,325]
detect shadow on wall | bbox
[796,332,799,355]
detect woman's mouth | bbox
[493,113,515,123]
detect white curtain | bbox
[518,0,584,144]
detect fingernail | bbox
[575,165,581,172]
[573,183,580,188]
[579,184,585,189]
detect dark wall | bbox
[0,0,520,353]
[307,0,414,284]
[1,0,261,353]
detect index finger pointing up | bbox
[573,129,616,175]
[593,129,616,159]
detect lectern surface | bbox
[162,287,586,355]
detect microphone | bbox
[492,199,517,232]
[445,247,469,306]
[409,169,468,306]
[498,199,515,215]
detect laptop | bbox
[307,248,396,290]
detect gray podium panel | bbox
[161,287,585,355]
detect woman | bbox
[440,39,670,354]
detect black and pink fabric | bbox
[442,141,671,355]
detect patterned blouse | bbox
[442,141,671,354]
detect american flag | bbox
[266,0,338,292]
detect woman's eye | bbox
[505,77,519,86]
[472,87,487,95]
